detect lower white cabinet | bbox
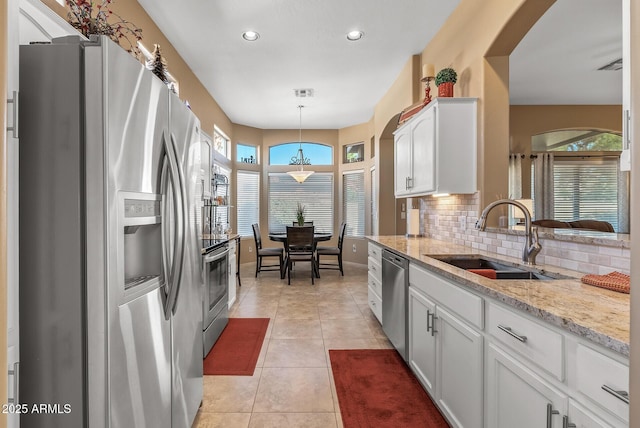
[408,284,483,428]
[567,399,618,428]
[367,243,383,322]
[487,343,567,428]
[408,287,437,395]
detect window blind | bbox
[553,160,618,230]
[268,173,334,234]
[343,171,365,237]
[236,171,260,237]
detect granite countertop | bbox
[367,235,630,357]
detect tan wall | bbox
[41,0,233,139]
[418,0,554,210]
[0,0,7,424]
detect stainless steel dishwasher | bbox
[382,249,409,361]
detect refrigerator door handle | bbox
[165,132,187,317]
[162,131,185,320]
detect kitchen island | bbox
[367,235,630,428]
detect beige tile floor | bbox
[193,261,393,428]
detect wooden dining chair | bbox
[292,221,314,226]
[316,222,347,275]
[285,225,316,285]
[252,223,284,278]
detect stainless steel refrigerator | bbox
[18,35,203,428]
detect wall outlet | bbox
[248,245,253,253]
[352,244,357,253]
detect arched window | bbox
[532,129,622,152]
[269,142,333,165]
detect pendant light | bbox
[287,105,314,183]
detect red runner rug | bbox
[203,318,269,376]
[329,349,450,428]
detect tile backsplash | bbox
[419,193,630,275]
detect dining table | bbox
[268,231,333,279]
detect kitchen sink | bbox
[427,255,568,281]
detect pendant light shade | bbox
[287,105,314,183]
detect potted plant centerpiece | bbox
[435,67,457,97]
[296,202,306,226]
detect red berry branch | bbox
[66,0,143,59]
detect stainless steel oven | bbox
[203,244,229,356]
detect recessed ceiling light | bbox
[346,30,364,41]
[242,31,260,41]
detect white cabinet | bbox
[367,243,383,323]
[228,238,237,308]
[487,343,567,428]
[408,264,483,427]
[620,0,631,171]
[436,306,483,428]
[394,98,477,197]
[408,287,437,396]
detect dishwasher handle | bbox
[382,250,408,269]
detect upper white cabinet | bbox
[620,0,631,171]
[394,98,477,197]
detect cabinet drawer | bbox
[487,302,564,381]
[409,263,483,329]
[575,344,629,422]
[368,285,382,323]
[368,256,381,282]
[368,242,382,265]
[368,272,382,297]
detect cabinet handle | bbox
[8,362,19,405]
[7,91,18,138]
[562,415,576,428]
[601,384,630,404]
[427,310,437,336]
[546,404,559,428]
[498,324,527,343]
[370,265,376,272]
[370,300,376,307]
[624,109,631,150]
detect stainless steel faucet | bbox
[475,199,541,265]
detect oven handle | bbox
[204,247,229,263]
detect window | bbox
[343,171,365,236]
[532,130,622,152]
[236,171,260,237]
[268,173,333,234]
[237,144,258,164]
[213,126,230,159]
[552,160,618,230]
[269,143,333,165]
[343,143,364,163]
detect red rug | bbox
[203,318,269,375]
[329,349,450,428]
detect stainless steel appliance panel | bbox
[100,38,174,428]
[202,244,229,356]
[382,249,409,361]
[168,93,203,428]
[19,41,88,428]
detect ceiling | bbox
[137,0,622,130]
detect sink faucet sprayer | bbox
[475,199,541,265]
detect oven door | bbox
[203,244,229,330]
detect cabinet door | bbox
[487,343,567,428]
[408,287,437,396]
[410,107,436,194]
[437,306,483,428]
[620,0,631,171]
[567,399,620,428]
[394,126,412,196]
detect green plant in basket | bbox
[435,67,458,86]
[296,202,306,226]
